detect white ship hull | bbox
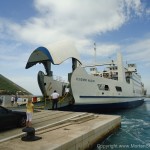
[26,42,146,110]
[71,67,144,109]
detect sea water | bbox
[94,98,150,150]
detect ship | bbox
[25,41,146,110]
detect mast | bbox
[94,42,96,66]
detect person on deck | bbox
[51,90,59,110]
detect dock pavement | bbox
[0,109,121,150]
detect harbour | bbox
[0,108,121,150]
[0,43,148,149]
[0,1,150,150]
[0,40,148,149]
[0,99,149,149]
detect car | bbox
[0,106,26,131]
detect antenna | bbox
[94,42,96,65]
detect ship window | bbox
[97,84,109,91]
[97,84,105,90]
[90,68,96,71]
[115,86,122,92]
[126,77,130,83]
[105,85,109,91]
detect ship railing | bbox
[81,60,117,68]
[53,75,68,83]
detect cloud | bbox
[80,42,120,56]
[0,41,37,77]
[10,75,41,95]
[124,38,150,66]
[122,0,143,17]
[146,8,150,15]
[0,0,144,47]
[1,0,150,95]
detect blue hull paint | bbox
[72,99,145,111]
[80,96,144,98]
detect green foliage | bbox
[0,74,32,95]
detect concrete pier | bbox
[0,110,121,150]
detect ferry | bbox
[26,41,146,110]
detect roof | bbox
[26,41,82,69]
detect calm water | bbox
[94,98,150,150]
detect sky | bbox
[0,0,150,95]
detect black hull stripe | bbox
[73,99,144,110]
[80,96,145,98]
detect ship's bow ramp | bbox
[25,41,82,97]
[26,41,81,68]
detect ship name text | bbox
[76,77,95,82]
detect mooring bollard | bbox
[21,127,42,141]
